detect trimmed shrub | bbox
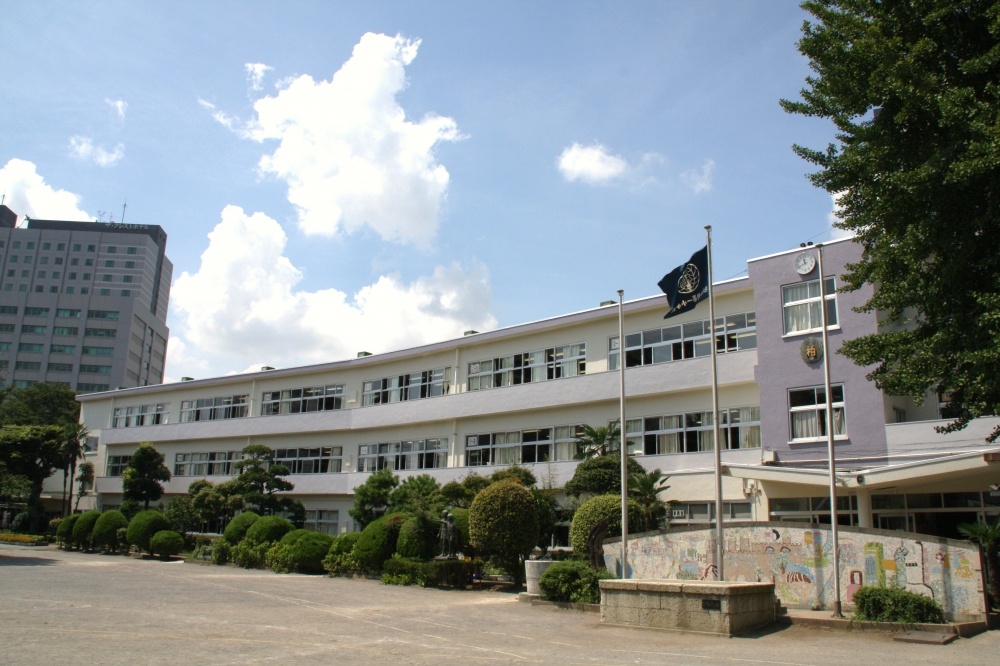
[231,539,271,569]
[469,480,538,586]
[71,510,102,551]
[245,515,294,546]
[397,514,437,560]
[569,494,645,557]
[266,543,294,573]
[149,530,185,558]
[329,531,362,555]
[223,511,261,545]
[352,513,408,572]
[92,510,129,553]
[323,532,362,576]
[126,510,172,555]
[381,557,477,589]
[853,586,945,624]
[449,507,471,556]
[538,560,613,604]
[56,514,80,549]
[279,528,311,546]
[210,537,230,565]
[283,531,335,574]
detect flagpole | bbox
[617,289,629,579]
[705,225,724,581]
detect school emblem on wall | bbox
[800,338,823,364]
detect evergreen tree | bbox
[121,443,171,510]
[349,468,398,528]
[231,444,294,515]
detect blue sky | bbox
[1,1,840,381]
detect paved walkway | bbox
[1,544,997,665]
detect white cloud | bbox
[167,206,496,378]
[828,191,854,240]
[557,143,629,184]
[245,63,273,92]
[211,32,460,247]
[105,98,127,120]
[0,159,91,220]
[197,99,242,132]
[69,136,124,166]
[680,159,715,194]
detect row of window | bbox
[0,307,118,319]
[624,406,762,455]
[3,340,114,354]
[0,284,132,296]
[362,368,449,406]
[0,240,140,254]
[468,343,586,390]
[0,360,110,373]
[610,312,757,370]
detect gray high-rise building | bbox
[0,205,172,392]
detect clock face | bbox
[794,252,816,275]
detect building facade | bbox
[76,238,1000,539]
[0,206,172,392]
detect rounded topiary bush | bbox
[538,560,613,604]
[245,515,294,546]
[56,514,80,549]
[279,528,311,546]
[284,531,335,574]
[126,510,172,555]
[149,530,185,558]
[223,511,261,545]
[569,494,644,556]
[353,513,408,572]
[469,480,539,585]
[853,586,945,623]
[71,510,102,550]
[396,514,437,560]
[323,531,362,575]
[329,531,361,555]
[92,510,129,552]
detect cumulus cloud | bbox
[105,98,127,120]
[557,143,629,184]
[69,136,124,166]
[827,191,854,240]
[206,33,460,247]
[680,159,715,194]
[245,63,273,92]
[0,159,91,220]
[168,206,496,377]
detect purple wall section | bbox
[748,239,888,466]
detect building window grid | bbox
[789,385,846,442]
[625,406,761,455]
[106,455,130,477]
[468,343,586,391]
[610,312,757,370]
[362,368,449,406]
[465,425,585,466]
[260,385,345,416]
[174,451,244,476]
[303,510,339,536]
[274,447,343,474]
[782,277,838,335]
[358,438,448,472]
[112,403,169,428]
[179,395,250,422]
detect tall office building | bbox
[0,205,172,392]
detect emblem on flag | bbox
[657,245,709,319]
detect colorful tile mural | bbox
[603,523,987,620]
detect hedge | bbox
[352,513,408,572]
[396,514,437,560]
[71,510,103,551]
[538,560,613,604]
[92,510,129,552]
[223,511,261,545]
[56,514,80,549]
[276,531,334,574]
[569,494,644,557]
[245,515,294,546]
[853,586,945,624]
[381,557,477,588]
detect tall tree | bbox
[628,468,671,531]
[0,425,65,532]
[61,424,89,517]
[231,444,293,515]
[782,0,1000,441]
[349,468,399,528]
[121,443,171,510]
[74,461,95,512]
[574,421,621,459]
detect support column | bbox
[856,489,872,528]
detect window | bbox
[4,270,11,277]
[2,284,10,291]
[50,345,76,354]
[102,274,113,282]
[789,385,846,441]
[65,287,75,294]
[57,243,64,251]
[83,346,114,356]
[26,242,35,250]
[274,447,343,474]
[625,406,760,455]
[468,343,586,391]
[125,261,135,268]
[112,403,168,427]
[303,510,339,536]
[0,306,18,315]
[11,241,20,249]
[769,496,858,526]
[53,326,79,336]
[54,257,63,265]
[79,364,112,375]
[104,260,115,268]
[0,324,14,333]
[127,246,137,255]
[0,342,9,351]
[56,309,81,318]
[99,289,110,296]
[77,383,109,393]
[42,242,51,250]
[8,256,16,263]
[87,310,120,320]
[72,244,81,252]
[70,258,79,266]
[37,271,47,278]
[24,307,49,316]
[87,244,96,252]
[782,277,838,335]
[20,270,28,277]
[106,455,130,476]
[610,312,757,370]
[18,343,45,352]
[21,325,46,334]
[260,385,345,415]
[174,451,243,476]
[107,245,117,253]
[120,290,130,296]
[122,275,132,283]
[40,256,48,265]
[47,363,73,373]
[465,425,584,465]
[15,361,41,370]
[85,328,116,337]
[179,395,249,422]
[358,439,447,471]
[362,368,449,406]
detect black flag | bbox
[657,245,709,319]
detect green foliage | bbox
[564,454,647,498]
[628,468,670,531]
[126,509,172,555]
[381,557,477,588]
[438,480,474,508]
[71,510,102,550]
[149,530,185,558]
[74,461,95,512]
[569,494,645,556]
[231,539,271,569]
[782,0,1000,443]
[279,528,311,546]
[92,510,129,552]
[121,443,171,510]
[230,444,294,515]
[958,516,1000,609]
[0,425,67,532]
[396,513,437,560]
[468,480,538,586]
[322,533,362,576]
[244,515,294,546]
[210,537,230,565]
[853,586,945,624]
[0,382,80,427]
[488,465,537,487]
[448,507,470,552]
[349,468,399,529]
[532,488,558,554]
[223,511,261,545]
[56,513,79,548]
[281,531,335,574]
[538,560,613,604]
[352,512,408,572]
[574,421,621,459]
[389,474,442,514]
[461,472,490,497]
[164,495,198,537]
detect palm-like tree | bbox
[61,424,88,517]
[958,516,1000,610]
[74,461,95,512]
[628,468,671,531]
[574,420,622,459]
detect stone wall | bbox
[602,522,987,621]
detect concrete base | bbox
[600,579,775,636]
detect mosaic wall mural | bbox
[603,523,987,620]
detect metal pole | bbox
[617,289,629,579]
[816,244,843,617]
[705,226,724,581]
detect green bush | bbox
[279,528,311,546]
[223,511,261,545]
[469,480,538,586]
[448,507,471,556]
[56,514,80,549]
[92,510,129,553]
[149,530,185,558]
[381,557,478,588]
[283,531,335,574]
[231,539,271,569]
[210,537,230,565]
[538,560,613,604]
[126,510,172,555]
[329,531,361,555]
[265,543,294,573]
[569,494,645,557]
[853,586,945,624]
[396,514,437,560]
[245,515,294,546]
[352,513,408,572]
[323,532,362,576]
[71,510,102,551]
